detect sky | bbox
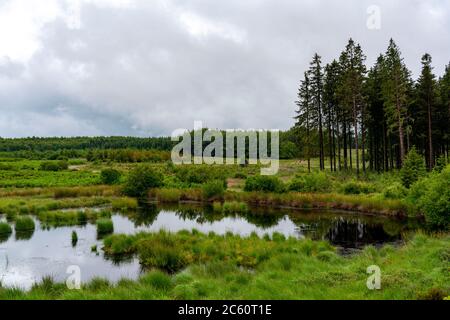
[0,0,448,138]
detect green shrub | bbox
[288,172,330,192]
[123,165,164,197]
[412,165,450,228]
[0,222,12,235]
[97,219,114,235]
[40,160,68,171]
[244,175,285,193]
[434,155,448,173]
[234,172,247,179]
[400,148,426,188]
[100,169,122,185]
[15,216,35,232]
[383,182,408,199]
[202,180,225,200]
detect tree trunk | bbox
[427,99,434,170]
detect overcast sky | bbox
[0,0,448,137]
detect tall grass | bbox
[14,216,35,232]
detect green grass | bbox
[97,218,114,236]
[14,216,35,232]
[1,232,448,300]
[0,222,12,235]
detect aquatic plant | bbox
[97,218,114,236]
[14,216,35,232]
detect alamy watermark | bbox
[367,5,381,30]
[66,265,81,290]
[171,121,280,175]
[366,265,381,290]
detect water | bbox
[0,203,423,289]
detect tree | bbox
[381,39,411,166]
[323,60,340,171]
[295,72,312,172]
[308,53,325,170]
[416,53,438,170]
[400,148,426,188]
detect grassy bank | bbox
[0,232,448,300]
[150,188,411,217]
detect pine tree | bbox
[416,53,438,170]
[381,39,411,166]
[309,53,325,170]
[295,72,312,172]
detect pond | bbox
[0,203,424,289]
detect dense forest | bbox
[294,38,450,174]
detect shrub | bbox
[15,216,35,232]
[400,148,426,188]
[40,160,68,171]
[202,180,225,200]
[383,182,408,199]
[123,165,164,197]
[434,155,448,173]
[97,219,114,235]
[100,169,122,185]
[244,175,285,193]
[0,222,12,235]
[288,172,330,192]
[413,165,450,228]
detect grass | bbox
[37,209,112,228]
[14,216,35,232]
[71,231,78,247]
[1,232,448,300]
[111,197,138,211]
[97,219,114,236]
[0,222,12,235]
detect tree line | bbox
[295,38,450,174]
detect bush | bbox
[288,172,330,192]
[202,180,225,200]
[100,169,122,185]
[383,182,408,199]
[15,216,35,232]
[40,160,68,171]
[434,155,448,173]
[0,222,12,235]
[123,165,164,197]
[97,219,114,235]
[400,148,426,188]
[244,176,285,193]
[412,165,450,228]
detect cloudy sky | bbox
[0,0,448,137]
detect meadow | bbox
[0,151,448,300]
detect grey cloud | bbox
[0,0,448,137]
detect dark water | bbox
[0,203,423,289]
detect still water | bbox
[0,203,423,289]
